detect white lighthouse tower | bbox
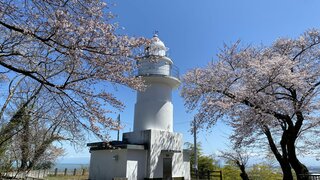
[134,34,180,132]
[88,35,190,180]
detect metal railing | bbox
[171,64,180,79]
[191,170,222,180]
[136,63,180,80]
[299,174,320,180]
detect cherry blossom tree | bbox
[219,146,250,180]
[181,30,320,180]
[0,0,147,143]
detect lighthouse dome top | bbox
[145,34,168,57]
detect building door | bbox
[163,157,172,180]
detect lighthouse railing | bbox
[136,63,180,80]
[170,65,180,79]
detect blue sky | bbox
[59,0,320,166]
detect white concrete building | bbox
[88,35,190,180]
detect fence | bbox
[299,174,320,180]
[1,168,88,179]
[48,167,88,176]
[191,170,223,180]
[1,169,49,179]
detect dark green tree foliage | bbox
[19,107,31,171]
[0,86,41,147]
[14,105,64,171]
[198,155,218,173]
[0,141,13,173]
[0,101,64,172]
[185,142,219,177]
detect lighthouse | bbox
[87,35,190,180]
[134,34,180,132]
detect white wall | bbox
[89,149,127,180]
[89,148,148,180]
[148,130,184,178]
[123,130,190,179]
[183,150,191,180]
[127,150,147,180]
[134,82,173,132]
[126,161,138,180]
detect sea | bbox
[309,166,320,174]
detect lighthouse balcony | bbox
[136,63,180,80]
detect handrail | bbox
[136,63,180,80]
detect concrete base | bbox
[88,130,190,180]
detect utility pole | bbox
[117,114,120,141]
[111,114,121,141]
[193,117,198,180]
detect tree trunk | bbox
[280,159,294,180]
[287,111,309,180]
[264,126,294,180]
[287,137,309,180]
[239,164,249,180]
